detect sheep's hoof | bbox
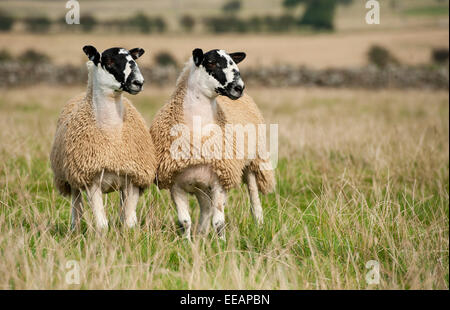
[176,221,191,241]
[124,216,138,229]
[214,222,226,241]
[255,217,264,226]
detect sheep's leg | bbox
[171,183,191,241]
[194,189,213,235]
[211,182,227,241]
[120,182,140,228]
[86,180,108,229]
[245,170,264,225]
[71,188,84,231]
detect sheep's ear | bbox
[83,45,100,65]
[129,48,145,60]
[193,48,204,66]
[229,52,246,64]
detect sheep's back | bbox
[217,93,276,194]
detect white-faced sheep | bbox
[50,46,156,230]
[150,48,275,240]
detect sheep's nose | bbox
[233,84,244,93]
[132,80,144,87]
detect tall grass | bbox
[0,86,448,289]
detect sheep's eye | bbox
[206,61,216,69]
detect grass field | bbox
[0,85,448,289]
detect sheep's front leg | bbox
[86,181,108,229]
[245,170,263,225]
[120,182,139,228]
[211,182,227,241]
[171,183,191,241]
[71,188,84,231]
[195,189,213,235]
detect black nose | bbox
[233,84,244,93]
[132,80,144,87]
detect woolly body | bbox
[50,61,156,197]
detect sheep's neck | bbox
[92,79,124,130]
[183,79,217,130]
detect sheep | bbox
[50,45,156,230]
[150,48,275,240]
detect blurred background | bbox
[0,1,449,289]
[0,0,448,88]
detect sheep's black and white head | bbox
[191,48,246,100]
[83,45,145,95]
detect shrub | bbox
[431,48,449,64]
[154,51,177,67]
[80,14,97,32]
[0,49,13,62]
[179,15,196,32]
[18,49,51,64]
[203,16,249,33]
[128,13,153,33]
[299,0,337,30]
[153,17,167,33]
[0,10,14,32]
[24,16,52,33]
[367,45,399,68]
[222,0,242,14]
[247,16,263,32]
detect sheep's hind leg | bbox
[120,182,139,228]
[245,170,263,225]
[211,182,227,241]
[86,180,108,229]
[71,188,84,231]
[171,183,191,241]
[194,189,213,236]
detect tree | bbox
[283,0,353,30]
[128,13,152,33]
[299,0,337,30]
[154,51,178,67]
[24,16,52,33]
[222,0,242,15]
[80,14,97,32]
[0,10,14,32]
[180,15,196,32]
[153,17,167,33]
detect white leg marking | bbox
[211,182,227,241]
[245,170,264,225]
[86,180,108,229]
[71,188,84,231]
[121,182,140,228]
[171,183,191,240]
[195,189,213,235]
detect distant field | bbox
[0,85,448,289]
[0,28,448,68]
[0,0,448,32]
[403,5,450,16]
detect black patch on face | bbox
[215,68,243,99]
[201,50,230,86]
[100,47,135,89]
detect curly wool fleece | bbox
[50,62,156,196]
[149,65,275,194]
